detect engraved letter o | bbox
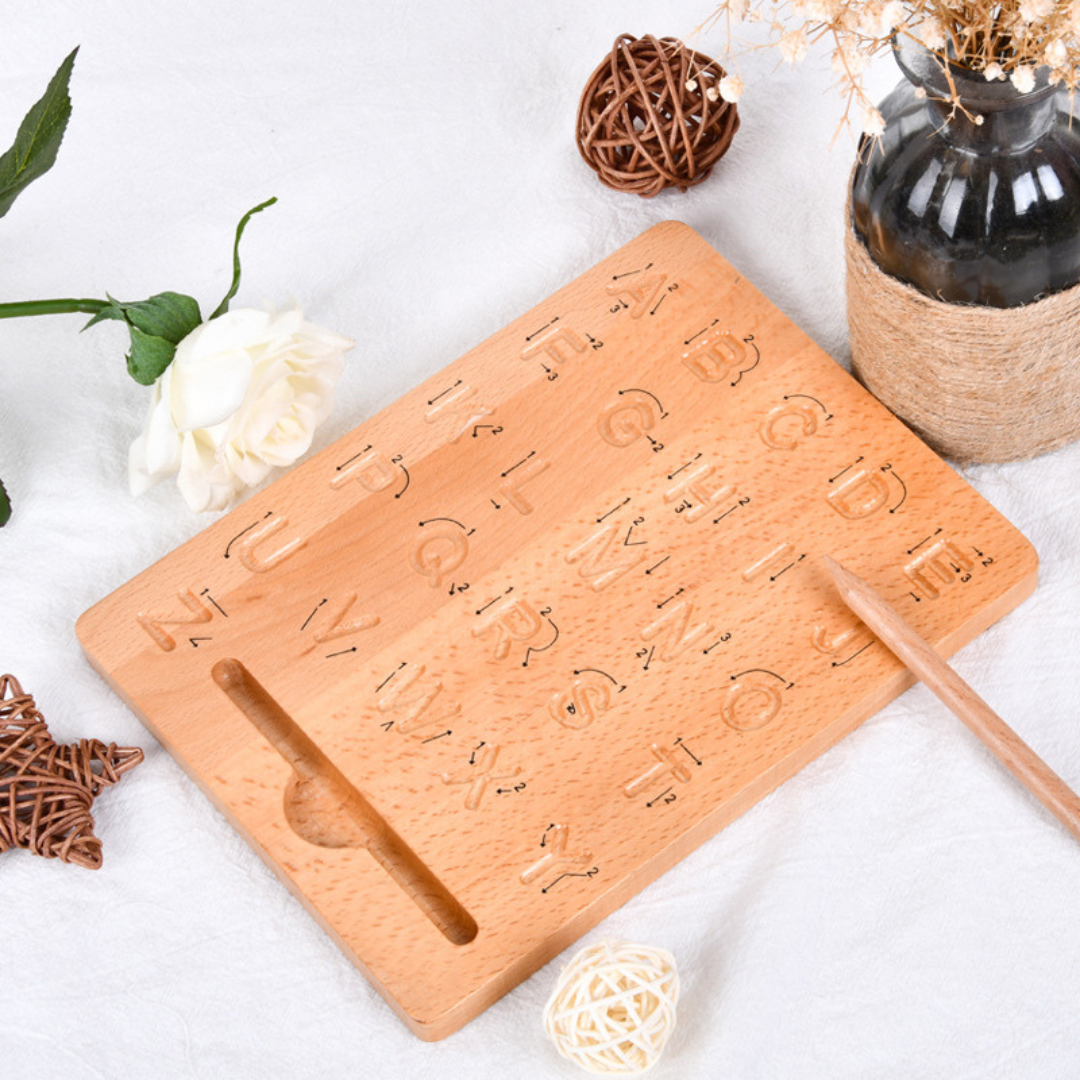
[720,678,783,732]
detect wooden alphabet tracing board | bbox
[78,222,1038,1039]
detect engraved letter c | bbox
[760,401,820,450]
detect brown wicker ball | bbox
[576,34,740,198]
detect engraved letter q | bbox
[409,524,470,588]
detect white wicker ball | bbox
[542,940,680,1074]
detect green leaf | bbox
[125,325,177,386]
[0,47,78,220]
[82,290,202,385]
[84,291,202,340]
[80,303,124,330]
[0,477,10,527]
[209,196,277,320]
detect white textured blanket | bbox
[2,3,1077,1076]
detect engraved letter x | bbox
[441,744,521,810]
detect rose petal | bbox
[189,308,274,356]
[129,306,351,512]
[176,431,225,512]
[128,432,158,496]
[170,347,255,432]
[224,443,274,487]
[140,375,184,479]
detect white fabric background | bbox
[2,3,1078,1077]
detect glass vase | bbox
[850,40,1080,307]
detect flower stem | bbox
[0,297,107,319]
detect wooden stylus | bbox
[823,555,1080,844]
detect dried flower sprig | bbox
[692,0,1080,135]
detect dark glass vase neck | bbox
[894,40,1057,153]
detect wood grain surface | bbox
[77,221,1038,1039]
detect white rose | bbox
[129,307,352,512]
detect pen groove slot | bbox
[213,658,478,946]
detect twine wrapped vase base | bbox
[846,226,1080,464]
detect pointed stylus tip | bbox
[821,553,848,585]
[821,554,866,604]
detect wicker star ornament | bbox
[0,674,142,868]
